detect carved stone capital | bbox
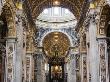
[84,8,100,31]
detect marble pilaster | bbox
[6,37,17,82]
[97,38,109,82]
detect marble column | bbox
[88,9,99,82]
[6,37,17,82]
[97,38,109,82]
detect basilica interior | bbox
[0,0,110,82]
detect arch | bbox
[39,30,75,47]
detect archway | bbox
[42,32,70,82]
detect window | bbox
[53,7,59,15]
[37,7,77,23]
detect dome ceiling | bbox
[43,32,70,57]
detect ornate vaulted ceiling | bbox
[22,0,101,57]
[43,32,70,57]
[23,0,90,21]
